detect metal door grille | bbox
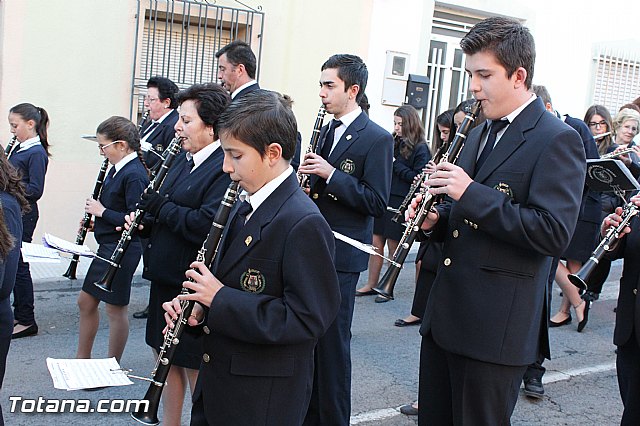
[130,0,264,119]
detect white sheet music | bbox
[46,358,133,390]
[21,242,61,263]
[42,233,94,257]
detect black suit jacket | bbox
[232,82,260,101]
[194,173,340,425]
[141,148,231,286]
[142,109,179,169]
[608,216,640,347]
[421,98,586,365]
[309,111,393,272]
[564,114,602,225]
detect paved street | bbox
[2,256,625,425]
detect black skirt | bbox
[82,242,141,306]
[562,220,599,263]
[145,281,203,370]
[373,194,405,241]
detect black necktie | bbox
[320,119,343,159]
[141,122,159,138]
[477,119,509,170]
[225,201,253,251]
[104,166,116,185]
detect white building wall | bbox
[1,0,639,245]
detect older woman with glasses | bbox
[611,108,640,171]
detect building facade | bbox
[0,0,639,246]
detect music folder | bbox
[585,159,640,194]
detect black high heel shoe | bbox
[578,300,591,332]
[549,313,572,327]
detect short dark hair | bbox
[176,83,231,134]
[460,16,536,89]
[147,76,180,109]
[218,90,297,161]
[532,84,552,106]
[321,54,368,104]
[215,40,257,79]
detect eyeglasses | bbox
[588,120,607,128]
[621,124,639,133]
[98,140,120,152]
[145,96,159,103]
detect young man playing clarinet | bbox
[297,53,393,426]
[408,17,586,424]
[163,89,341,425]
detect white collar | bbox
[231,80,258,99]
[239,166,294,217]
[16,136,41,152]
[113,151,139,176]
[153,109,174,124]
[334,106,362,130]
[185,140,220,172]
[504,93,537,123]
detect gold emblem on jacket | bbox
[494,182,514,198]
[240,268,265,293]
[340,158,355,174]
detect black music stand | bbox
[585,159,640,201]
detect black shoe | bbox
[12,323,38,339]
[399,402,418,416]
[523,378,544,399]
[549,314,571,327]
[582,291,599,302]
[578,300,590,332]
[374,295,392,303]
[355,289,377,296]
[394,318,422,327]
[133,305,149,319]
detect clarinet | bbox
[391,142,449,223]
[374,101,482,300]
[138,110,150,133]
[131,181,240,425]
[4,136,17,158]
[94,136,184,292]
[62,158,110,279]
[569,201,639,290]
[298,105,327,188]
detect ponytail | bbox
[9,103,51,157]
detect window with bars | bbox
[131,0,264,119]
[591,46,640,113]
[423,7,483,148]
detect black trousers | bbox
[617,332,640,426]
[419,333,527,426]
[303,271,359,426]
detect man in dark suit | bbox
[163,90,340,425]
[298,54,393,426]
[141,76,180,170]
[521,85,602,398]
[215,40,260,100]
[602,195,640,426]
[217,39,306,172]
[410,17,586,424]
